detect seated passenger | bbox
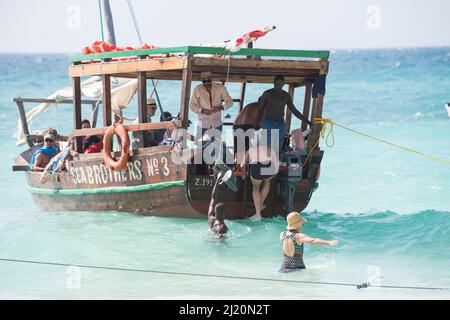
[159,114,195,147]
[154,112,174,144]
[40,139,75,184]
[132,98,159,148]
[30,132,60,172]
[81,119,103,153]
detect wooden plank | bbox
[71,121,175,138]
[69,56,187,77]
[76,145,174,161]
[307,97,318,151]
[193,57,323,74]
[180,56,193,129]
[73,77,82,152]
[13,98,99,104]
[70,46,330,63]
[103,75,112,126]
[12,165,30,172]
[307,94,324,150]
[320,59,329,75]
[26,135,70,143]
[107,71,310,84]
[302,80,312,131]
[70,55,324,78]
[16,100,32,147]
[285,85,295,133]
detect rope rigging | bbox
[311,118,450,165]
[1,257,448,292]
[126,0,166,120]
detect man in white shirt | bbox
[190,71,233,140]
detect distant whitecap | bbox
[413,112,422,119]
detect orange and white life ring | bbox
[102,123,130,171]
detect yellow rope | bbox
[312,118,450,165]
[313,117,335,147]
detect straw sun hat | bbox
[286,212,307,230]
[200,71,212,80]
[146,98,157,106]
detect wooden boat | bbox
[13,45,329,219]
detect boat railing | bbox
[71,121,175,138]
[14,97,102,148]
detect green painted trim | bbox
[28,180,186,196]
[71,46,330,62]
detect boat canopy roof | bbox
[70,46,329,85]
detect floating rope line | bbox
[0,258,448,291]
[312,118,450,165]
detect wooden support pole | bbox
[73,77,82,153]
[137,72,147,124]
[307,94,324,150]
[16,100,32,147]
[137,71,148,147]
[284,84,295,133]
[301,80,312,131]
[180,56,193,129]
[239,82,247,112]
[103,75,112,126]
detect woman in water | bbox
[280,212,339,272]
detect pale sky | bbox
[0,0,449,53]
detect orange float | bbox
[102,121,130,171]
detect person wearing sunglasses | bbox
[190,71,233,141]
[30,131,60,172]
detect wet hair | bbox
[274,74,285,82]
[81,119,91,126]
[214,203,227,220]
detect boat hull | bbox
[22,147,323,219]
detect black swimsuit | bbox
[279,231,306,272]
[249,160,273,181]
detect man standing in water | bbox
[259,75,312,151]
[208,171,228,237]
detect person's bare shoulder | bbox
[296,233,306,242]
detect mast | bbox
[100,0,116,45]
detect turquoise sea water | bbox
[0,48,449,299]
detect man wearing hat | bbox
[132,98,159,148]
[190,71,233,139]
[30,130,60,172]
